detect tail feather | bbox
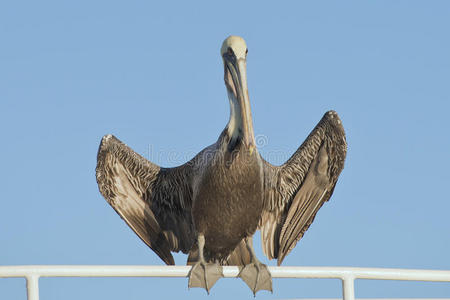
[186,239,252,266]
[223,239,251,265]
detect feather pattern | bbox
[96,134,201,265]
[259,110,347,265]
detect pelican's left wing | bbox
[96,134,197,265]
[259,111,347,265]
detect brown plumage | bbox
[95,35,347,294]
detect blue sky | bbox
[1,1,449,299]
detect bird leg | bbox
[238,236,273,295]
[188,234,223,293]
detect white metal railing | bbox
[0,265,449,300]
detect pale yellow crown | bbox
[220,36,247,59]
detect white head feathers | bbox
[220,36,247,59]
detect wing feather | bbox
[96,134,196,265]
[259,111,347,265]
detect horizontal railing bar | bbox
[0,266,449,282]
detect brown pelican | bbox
[96,35,347,294]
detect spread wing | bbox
[96,134,197,265]
[259,111,347,265]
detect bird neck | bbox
[225,90,255,152]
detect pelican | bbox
[96,35,347,294]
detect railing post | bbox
[26,275,40,300]
[342,276,355,300]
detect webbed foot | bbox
[188,261,223,294]
[238,261,273,295]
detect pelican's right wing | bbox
[96,134,196,265]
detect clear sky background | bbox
[1,1,449,299]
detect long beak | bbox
[224,56,256,153]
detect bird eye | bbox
[227,47,233,55]
[245,48,248,54]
